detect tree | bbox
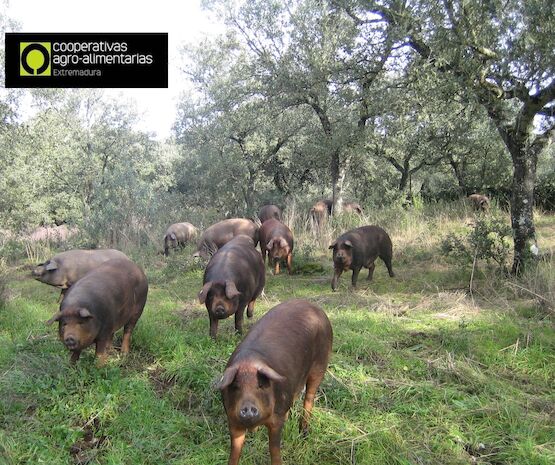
[341,0,555,273]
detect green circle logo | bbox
[20,42,51,76]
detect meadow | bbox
[1,202,554,465]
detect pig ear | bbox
[257,364,286,384]
[170,233,176,240]
[45,260,58,271]
[45,311,63,325]
[225,281,241,300]
[328,240,337,250]
[344,240,353,248]
[198,282,212,304]
[79,308,93,319]
[217,365,239,390]
[266,239,274,250]
[279,237,288,248]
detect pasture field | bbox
[1,205,554,465]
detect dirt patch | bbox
[70,417,106,465]
[148,366,177,396]
[393,331,438,350]
[173,302,205,326]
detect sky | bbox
[6,0,224,139]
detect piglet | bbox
[218,299,333,465]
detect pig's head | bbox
[218,362,286,428]
[164,233,177,256]
[198,280,241,320]
[32,258,68,288]
[266,237,290,262]
[329,239,353,270]
[46,307,100,352]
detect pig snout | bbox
[239,402,260,423]
[63,335,79,350]
[213,305,228,319]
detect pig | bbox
[329,225,395,291]
[218,299,333,465]
[163,222,198,256]
[27,224,78,242]
[258,205,282,223]
[46,258,148,365]
[259,219,294,275]
[468,193,490,211]
[343,202,363,215]
[32,249,129,300]
[193,218,259,259]
[198,235,265,339]
[309,199,332,231]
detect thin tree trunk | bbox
[509,146,537,274]
[331,151,347,215]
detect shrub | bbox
[441,215,512,273]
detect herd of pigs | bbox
[29,195,489,465]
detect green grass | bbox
[1,209,554,464]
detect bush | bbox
[441,215,512,273]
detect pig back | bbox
[204,235,265,298]
[258,205,282,223]
[198,218,259,254]
[34,249,128,288]
[166,222,197,241]
[259,219,293,248]
[61,258,148,332]
[227,299,332,406]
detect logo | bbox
[20,42,51,76]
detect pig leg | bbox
[268,420,284,465]
[70,350,81,363]
[247,300,255,318]
[209,315,219,339]
[274,259,280,275]
[300,369,326,437]
[122,320,139,354]
[234,305,246,335]
[381,253,395,277]
[286,253,292,274]
[331,268,343,291]
[95,339,110,366]
[367,261,376,281]
[351,266,362,288]
[227,426,246,465]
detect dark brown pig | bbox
[163,222,198,256]
[329,225,394,291]
[468,194,490,211]
[258,205,282,223]
[32,249,128,299]
[198,235,265,338]
[46,258,148,365]
[193,218,259,259]
[218,299,332,465]
[259,219,294,275]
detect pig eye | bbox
[257,373,270,389]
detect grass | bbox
[1,204,554,465]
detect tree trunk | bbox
[331,150,347,215]
[509,146,538,274]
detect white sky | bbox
[5,0,224,139]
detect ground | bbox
[1,206,554,465]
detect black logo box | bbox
[5,33,168,88]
